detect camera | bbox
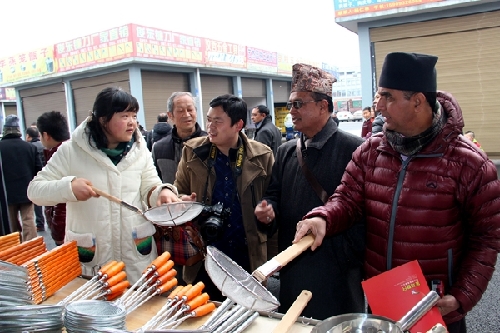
[197,202,231,242]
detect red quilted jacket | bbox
[43,143,66,244]
[305,91,500,325]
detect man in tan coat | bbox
[163,94,274,301]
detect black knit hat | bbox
[3,115,21,136]
[378,52,438,92]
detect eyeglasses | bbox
[286,100,317,110]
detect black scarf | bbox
[385,103,444,156]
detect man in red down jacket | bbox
[37,111,71,246]
[295,52,500,333]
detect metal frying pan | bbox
[311,290,440,333]
[92,187,204,227]
[204,235,315,312]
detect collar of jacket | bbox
[172,123,206,144]
[72,116,143,171]
[377,91,461,156]
[1,134,22,140]
[254,115,271,134]
[300,117,338,150]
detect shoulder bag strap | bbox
[296,139,328,204]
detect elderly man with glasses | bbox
[254,63,365,320]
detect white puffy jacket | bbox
[28,118,168,283]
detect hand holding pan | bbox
[204,235,315,312]
[92,187,204,227]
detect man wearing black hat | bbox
[295,52,500,332]
[0,115,43,241]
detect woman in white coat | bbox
[28,87,177,283]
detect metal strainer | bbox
[204,246,280,312]
[92,187,204,226]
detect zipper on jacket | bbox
[385,152,443,271]
[386,156,412,270]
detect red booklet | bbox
[362,260,446,333]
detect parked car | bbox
[352,110,364,122]
[336,111,353,122]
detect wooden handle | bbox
[272,290,312,333]
[92,187,123,205]
[274,235,314,267]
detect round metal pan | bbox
[311,291,440,333]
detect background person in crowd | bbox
[295,52,500,333]
[0,115,43,241]
[464,131,483,151]
[27,87,176,283]
[254,63,365,320]
[162,94,274,301]
[251,105,282,156]
[146,112,172,151]
[331,111,340,126]
[360,106,373,138]
[151,92,207,285]
[371,92,385,135]
[152,92,207,183]
[36,111,71,246]
[26,126,46,231]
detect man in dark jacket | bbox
[0,115,43,241]
[146,113,172,151]
[152,92,207,183]
[254,63,365,320]
[37,111,71,246]
[371,92,385,135]
[26,126,46,231]
[297,52,500,333]
[251,105,282,156]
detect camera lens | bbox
[201,216,224,242]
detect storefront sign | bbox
[204,38,246,68]
[55,24,134,72]
[334,0,445,18]
[133,24,204,64]
[246,47,277,73]
[0,47,56,84]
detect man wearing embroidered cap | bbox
[296,52,500,332]
[255,63,364,319]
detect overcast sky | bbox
[0,0,360,69]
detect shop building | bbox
[334,0,500,156]
[0,23,336,135]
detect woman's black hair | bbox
[86,87,139,149]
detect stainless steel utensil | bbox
[92,187,204,226]
[311,290,440,333]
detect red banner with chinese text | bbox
[54,24,134,72]
[132,24,204,64]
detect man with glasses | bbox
[254,63,365,319]
[251,105,282,156]
[163,94,274,301]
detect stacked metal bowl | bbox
[0,260,32,306]
[64,300,127,332]
[0,304,64,332]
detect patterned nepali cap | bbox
[291,63,336,97]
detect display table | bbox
[43,278,317,332]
